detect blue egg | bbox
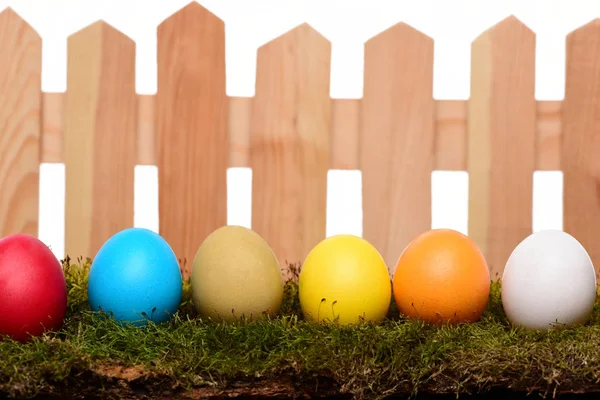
[87,227,182,326]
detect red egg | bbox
[0,234,67,342]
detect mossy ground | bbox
[2,258,600,400]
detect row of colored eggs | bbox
[0,224,596,343]
[300,228,597,330]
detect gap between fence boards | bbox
[40,93,562,171]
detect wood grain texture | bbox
[41,92,63,163]
[157,3,228,277]
[229,96,251,167]
[537,101,561,171]
[0,8,41,238]
[361,23,435,272]
[331,99,359,169]
[137,94,155,166]
[39,94,563,171]
[563,19,600,277]
[435,100,467,171]
[468,16,536,279]
[64,21,137,259]
[250,23,331,273]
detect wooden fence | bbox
[0,2,597,280]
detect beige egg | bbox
[191,225,284,322]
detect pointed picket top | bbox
[158,1,223,32]
[257,22,330,56]
[0,6,18,17]
[473,15,534,44]
[67,19,134,45]
[365,21,433,48]
[566,17,600,41]
[470,16,534,66]
[566,17,600,39]
[0,7,40,38]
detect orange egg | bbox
[392,229,490,325]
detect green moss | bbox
[1,257,600,399]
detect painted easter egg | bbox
[393,229,490,325]
[298,234,391,325]
[501,230,597,330]
[191,225,284,322]
[0,234,67,342]
[87,228,182,326]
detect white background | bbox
[1,0,592,261]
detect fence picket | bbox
[157,3,228,277]
[467,16,536,279]
[250,23,331,276]
[361,23,435,273]
[563,19,600,278]
[0,9,41,238]
[63,21,137,260]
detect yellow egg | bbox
[298,234,391,325]
[191,225,284,323]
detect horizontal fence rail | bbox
[40,95,563,171]
[0,3,598,281]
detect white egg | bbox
[501,230,597,330]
